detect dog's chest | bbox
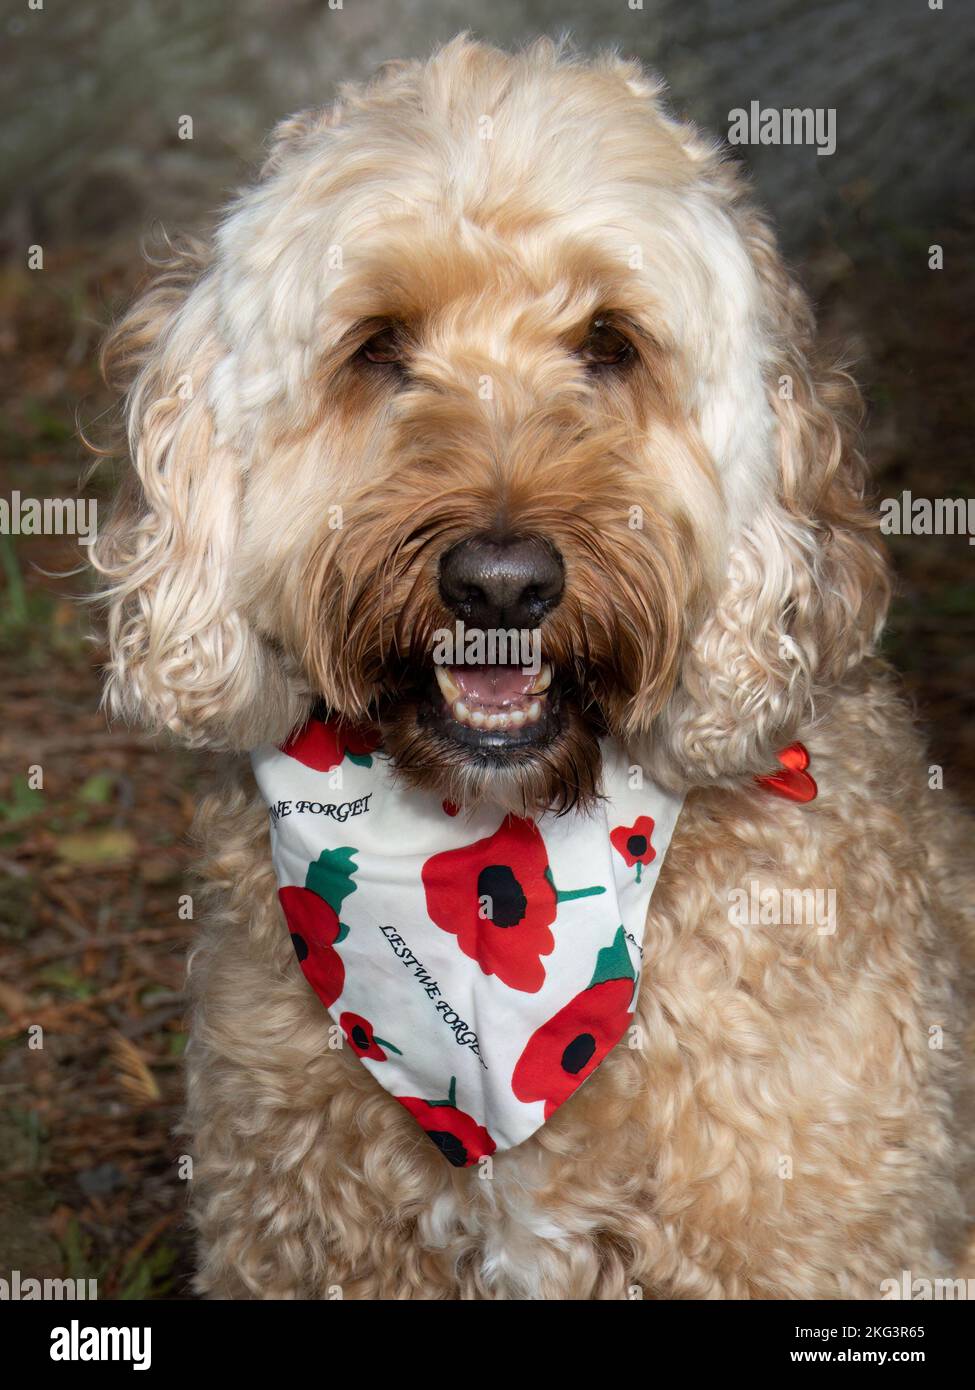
[419,1145,594,1299]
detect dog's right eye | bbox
[580,316,635,369]
[359,324,406,366]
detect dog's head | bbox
[91,38,889,811]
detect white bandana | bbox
[251,718,684,1167]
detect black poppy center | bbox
[477,864,528,928]
[291,932,308,963]
[626,834,648,858]
[561,1032,597,1075]
[429,1129,469,1167]
[351,1025,370,1050]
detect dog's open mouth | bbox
[377,650,606,809]
[429,662,557,750]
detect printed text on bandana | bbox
[268,794,372,825]
[380,925,486,1066]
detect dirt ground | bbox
[0,231,972,1297]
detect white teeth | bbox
[435,666,461,702]
[447,697,546,731]
[441,670,551,733]
[487,713,513,731]
[529,663,552,694]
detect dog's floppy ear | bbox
[90,238,299,749]
[656,212,891,782]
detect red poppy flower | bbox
[610,816,656,882]
[512,927,637,1119]
[398,1079,496,1167]
[421,816,605,993]
[280,718,381,772]
[278,885,346,1007]
[339,1012,401,1061]
[755,742,817,803]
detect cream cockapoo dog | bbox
[91,37,974,1298]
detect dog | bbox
[90,36,974,1298]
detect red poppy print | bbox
[610,816,656,883]
[279,846,359,1009]
[421,816,605,993]
[279,885,346,1008]
[755,742,817,803]
[339,1012,401,1061]
[280,718,381,772]
[398,1078,496,1168]
[512,927,637,1119]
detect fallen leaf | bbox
[57,829,136,865]
[109,1032,161,1106]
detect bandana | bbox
[250,718,686,1166]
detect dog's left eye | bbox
[359,324,406,365]
[580,317,635,368]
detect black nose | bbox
[439,534,564,628]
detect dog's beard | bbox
[302,580,679,817]
[375,644,609,816]
[296,459,696,816]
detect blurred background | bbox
[1,0,973,1297]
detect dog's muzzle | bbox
[429,533,564,751]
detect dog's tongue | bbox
[450,665,534,709]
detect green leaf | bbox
[426,1076,458,1108]
[0,778,44,823]
[35,965,94,999]
[119,1243,176,1300]
[544,864,605,904]
[78,772,115,804]
[588,926,635,988]
[305,846,358,914]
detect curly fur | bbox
[89,36,975,1298]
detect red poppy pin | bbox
[755,742,817,803]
